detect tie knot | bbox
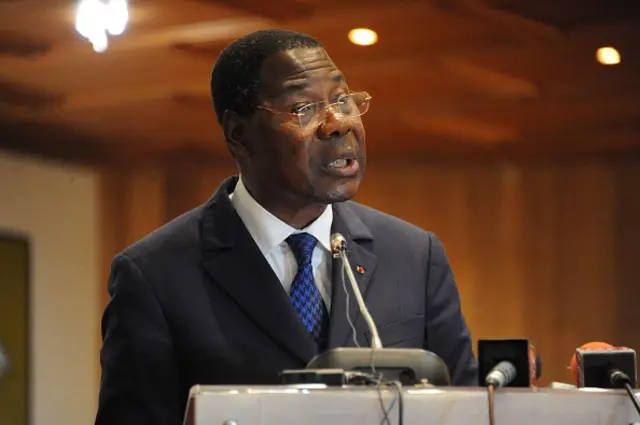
[286,232,318,267]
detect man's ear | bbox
[222,109,250,160]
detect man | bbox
[96,29,477,425]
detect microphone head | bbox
[330,233,347,254]
[485,360,518,387]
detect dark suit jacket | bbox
[95,176,478,425]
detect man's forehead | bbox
[259,47,344,93]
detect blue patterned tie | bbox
[286,233,327,345]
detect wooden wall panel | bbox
[98,153,640,385]
[98,162,168,310]
[614,159,640,353]
[164,157,236,220]
[518,162,617,382]
[123,164,167,245]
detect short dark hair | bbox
[210,29,323,125]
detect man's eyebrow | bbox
[330,72,345,84]
[281,81,310,94]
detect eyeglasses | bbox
[256,91,372,128]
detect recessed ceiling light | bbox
[348,28,377,46]
[596,46,620,65]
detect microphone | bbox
[479,339,541,425]
[568,341,617,386]
[570,341,637,388]
[478,338,536,388]
[570,341,640,417]
[330,232,383,349]
[281,232,453,388]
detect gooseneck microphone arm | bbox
[331,233,383,349]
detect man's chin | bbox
[321,178,361,204]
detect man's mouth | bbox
[324,157,360,177]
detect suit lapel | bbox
[327,203,377,348]
[200,176,318,364]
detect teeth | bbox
[328,158,348,168]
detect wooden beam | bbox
[401,110,521,144]
[208,0,315,21]
[440,57,539,99]
[0,30,51,58]
[57,82,205,112]
[458,0,563,40]
[0,119,116,166]
[0,80,64,111]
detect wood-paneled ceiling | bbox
[1,0,639,163]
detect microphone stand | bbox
[331,234,383,350]
[487,384,496,425]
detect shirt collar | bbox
[229,176,333,256]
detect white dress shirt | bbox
[229,177,333,311]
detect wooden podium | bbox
[183,385,639,425]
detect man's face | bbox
[242,47,367,207]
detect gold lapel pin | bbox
[356,265,365,274]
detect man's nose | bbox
[316,106,352,140]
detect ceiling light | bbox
[75,0,129,53]
[596,46,620,65]
[348,28,377,46]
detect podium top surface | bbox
[189,383,630,398]
[185,385,640,425]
